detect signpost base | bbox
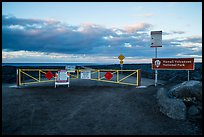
[188,70,190,81]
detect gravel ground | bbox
[2,80,202,135]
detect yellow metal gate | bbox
[17,69,141,87]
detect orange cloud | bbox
[124,23,152,33]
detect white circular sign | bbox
[155,60,161,68]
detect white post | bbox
[155,47,158,86]
[151,30,162,87]
[188,70,190,81]
[155,70,158,86]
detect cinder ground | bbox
[2,78,202,135]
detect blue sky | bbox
[2,2,202,63]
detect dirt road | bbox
[2,80,201,135]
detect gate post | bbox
[17,69,21,86]
[116,70,119,83]
[19,69,21,86]
[98,70,100,80]
[77,69,79,79]
[137,69,141,86]
[16,69,19,86]
[39,70,41,82]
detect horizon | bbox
[2,61,202,65]
[2,2,202,63]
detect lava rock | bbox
[168,80,202,102]
[157,88,186,120]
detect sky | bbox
[2,2,202,63]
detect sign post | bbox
[155,47,158,87]
[151,31,162,86]
[118,54,125,73]
[188,70,190,81]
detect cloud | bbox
[184,36,202,43]
[123,23,152,33]
[3,15,109,54]
[124,43,132,48]
[2,15,152,56]
[2,15,202,63]
[2,15,60,27]
[176,53,202,59]
[171,31,185,34]
[163,30,185,35]
[161,35,202,60]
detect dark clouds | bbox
[2,15,202,59]
[2,15,60,27]
[163,31,185,35]
[184,36,202,43]
[2,15,152,56]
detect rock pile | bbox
[157,80,202,121]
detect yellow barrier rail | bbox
[17,68,141,87]
[17,69,78,86]
[88,69,141,86]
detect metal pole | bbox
[19,69,21,86]
[155,47,158,86]
[120,63,123,74]
[98,70,100,80]
[156,47,157,58]
[188,70,189,81]
[117,70,119,83]
[39,70,41,82]
[16,69,19,86]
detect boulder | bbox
[168,80,202,102]
[157,88,186,120]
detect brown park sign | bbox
[152,58,194,70]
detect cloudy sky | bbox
[2,2,202,63]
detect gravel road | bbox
[2,80,201,135]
